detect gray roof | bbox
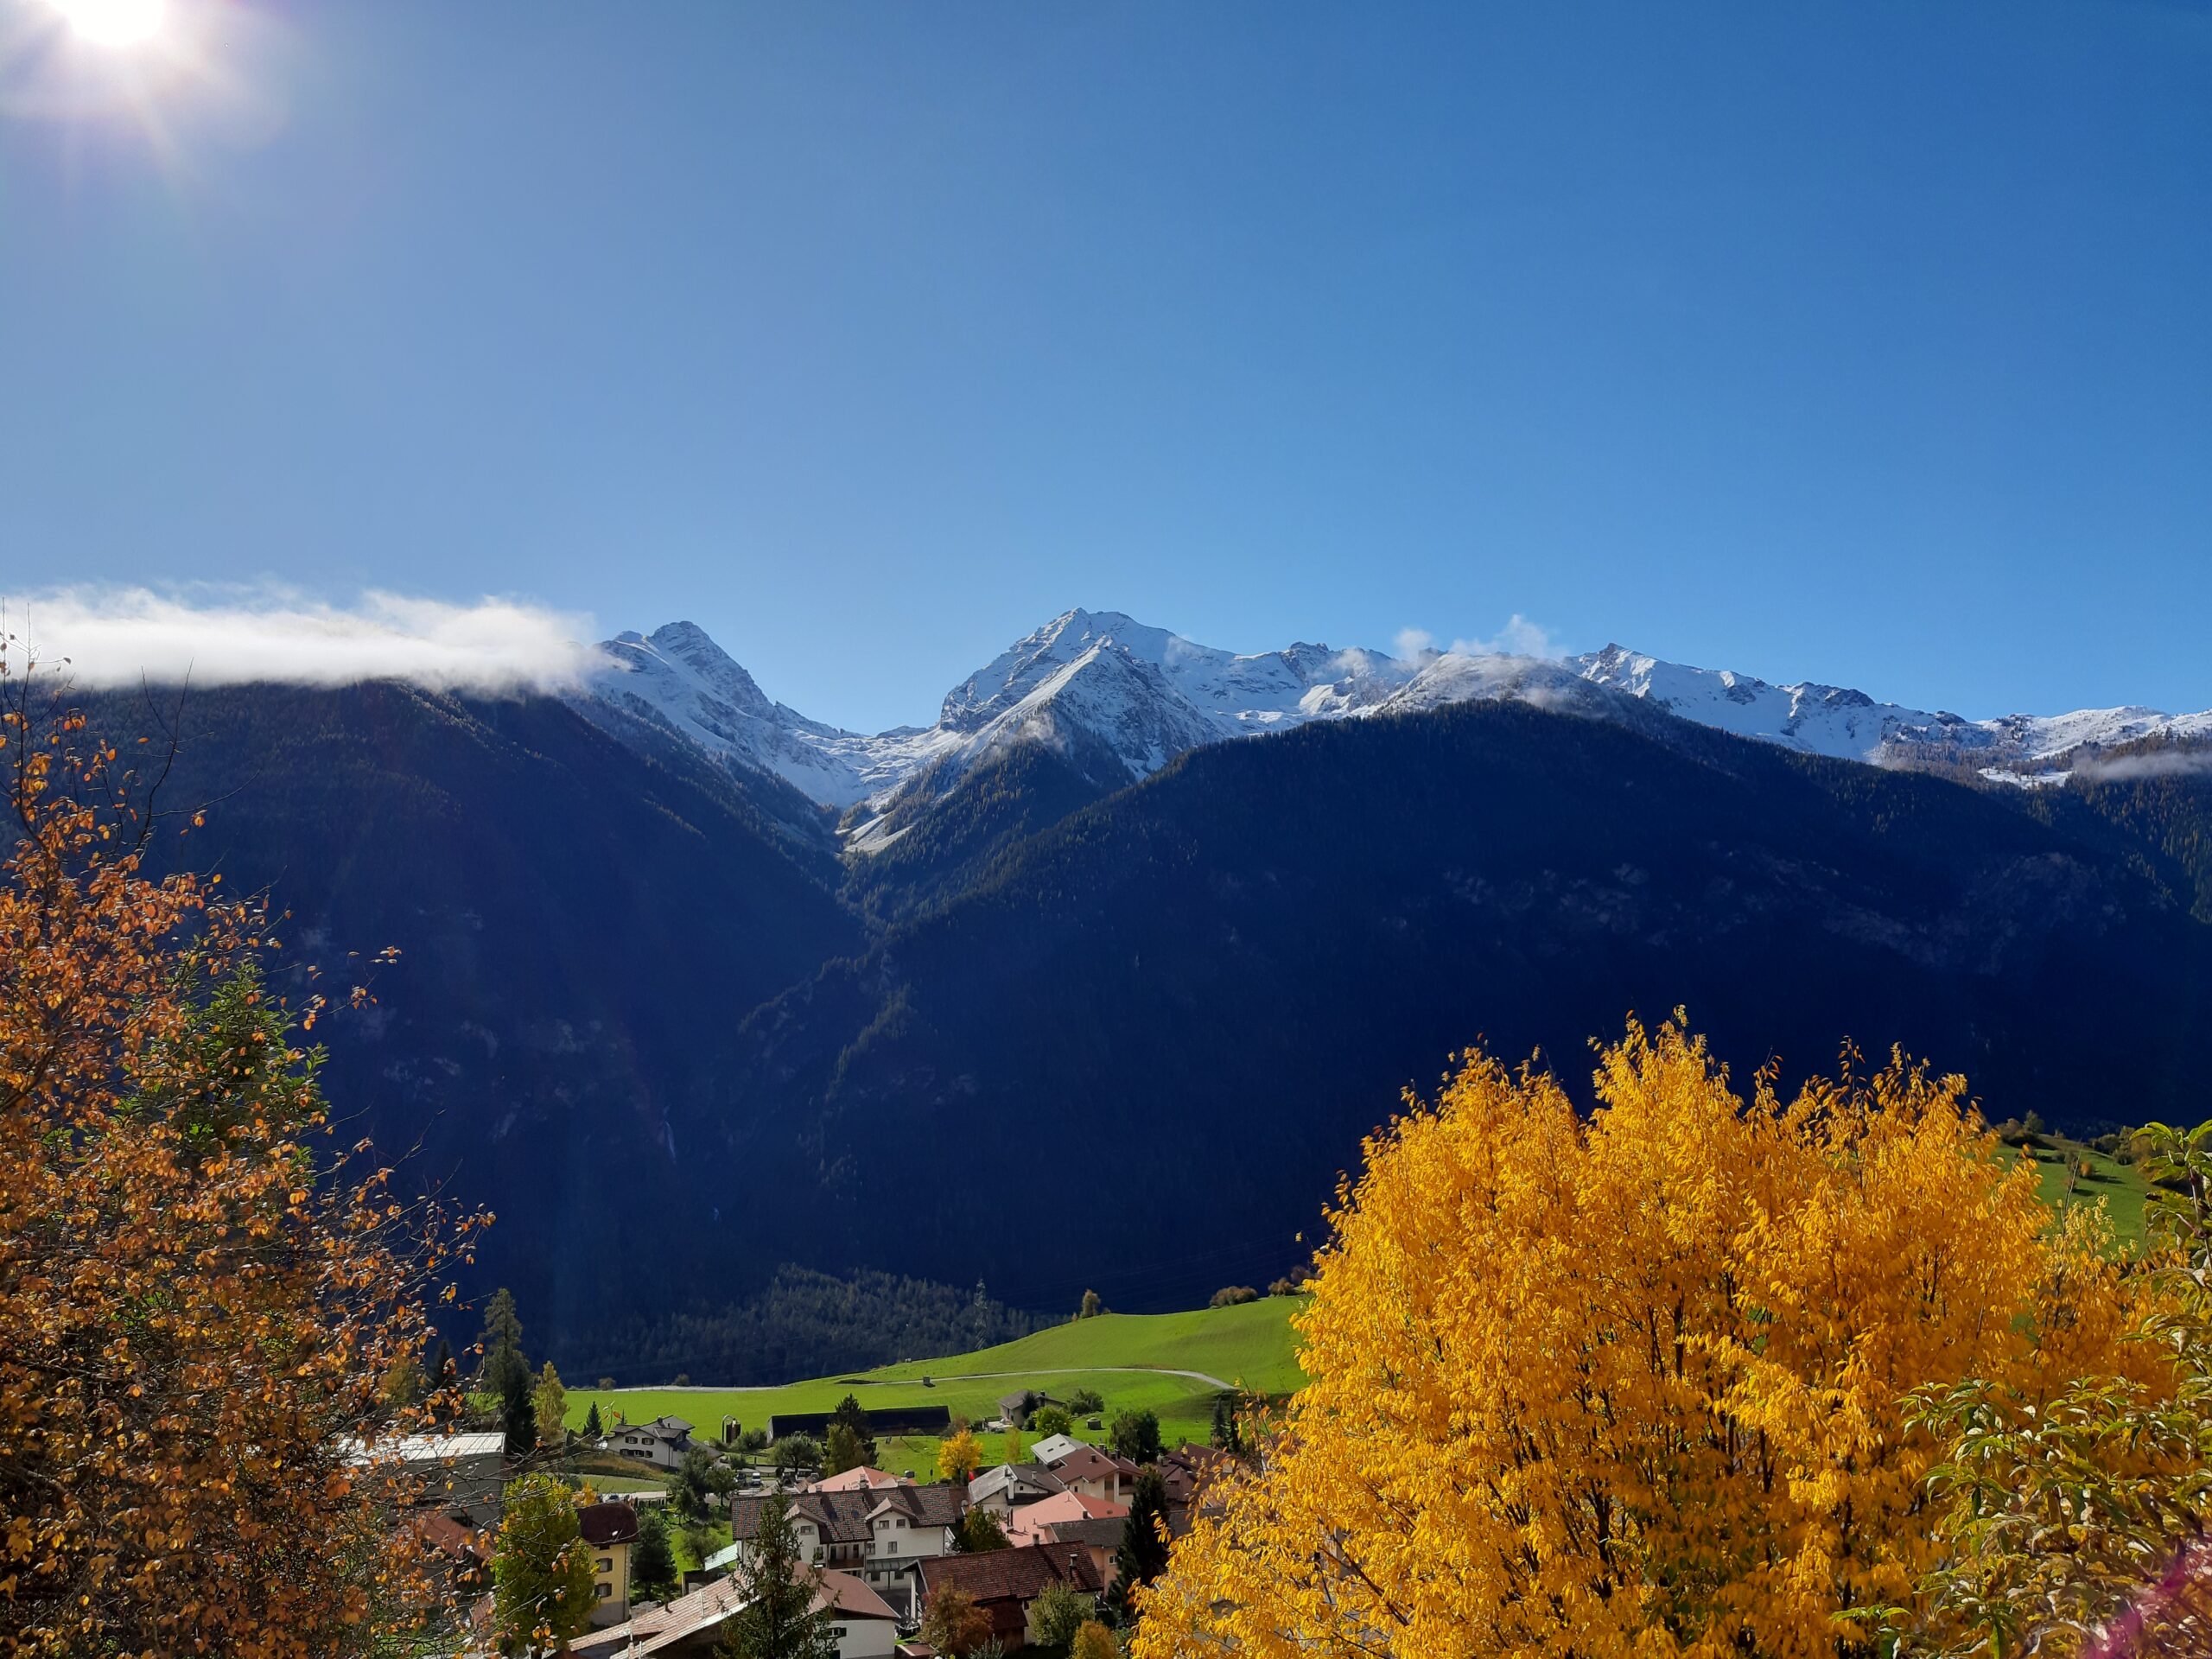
[968,1462,1066,1504]
[732,1483,964,1546]
[342,1431,505,1465]
[1047,1516,1127,1551]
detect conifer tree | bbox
[1209,1391,1243,1455]
[1107,1469,1171,1622]
[630,1509,678,1605]
[480,1287,531,1407]
[582,1400,603,1440]
[716,1491,835,1659]
[500,1361,537,1459]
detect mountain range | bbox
[63,609,2212,1376]
[584,608,2212,818]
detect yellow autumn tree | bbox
[1133,1018,2152,1659]
[938,1427,983,1484]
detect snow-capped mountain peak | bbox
[577,610,2212,830]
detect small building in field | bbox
[995,1389,1062,1428]
[765,1406,953,1441]
[611,1414,696,1470]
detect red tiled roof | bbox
[1042,1445,1129,1484]
[810,1465,912,1492]
[918,1542,1104,1606]
[578,1501,639,1547]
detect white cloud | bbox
[1397,614,1565,664]
[2073,748,2212,784]
[1449,613,1561,661]
[0,586,609,695]
[1393,627,1437,663]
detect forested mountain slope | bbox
[74,681,866,1344]
[47,676,2212,1362]
[678,698,2212,1312]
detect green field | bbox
[564,1295,1307,1476]
[2020,1135,2154,1253]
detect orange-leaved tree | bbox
[0,660,486,1657]
[1131,1018,2153,1659]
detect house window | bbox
[596,1584,611,1599]
[596,1557,613,1573]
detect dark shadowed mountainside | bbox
[50,678,2212,1362]
[77,681,865,1348]
[679,700,2212,1312]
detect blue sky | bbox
[2,0,2207,732]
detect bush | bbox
[1209,1285,1260,1306]
[1065,1388,1105,1416]
[1027,1580,1098,1650]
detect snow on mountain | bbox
[582,609,1423,820]
[1573,644,2212,770]
[579,611,2212,835]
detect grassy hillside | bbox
[565,1296,1306,1475]
[2021,1135,2154,1253]
[866,1296,1307,1395]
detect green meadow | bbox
[564,1295,1306,1475]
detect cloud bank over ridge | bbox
[0,588,607,694]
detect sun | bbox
[45,0,168,48]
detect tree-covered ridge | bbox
[557,1265,1046,1386]
[57,677,2212,1351]
[692,696,2212,1310]
[73,680,866,1364]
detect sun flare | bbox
[46,0,168,48]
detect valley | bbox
[69,607,2212,1370]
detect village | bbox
[368,1382,1240,1656]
